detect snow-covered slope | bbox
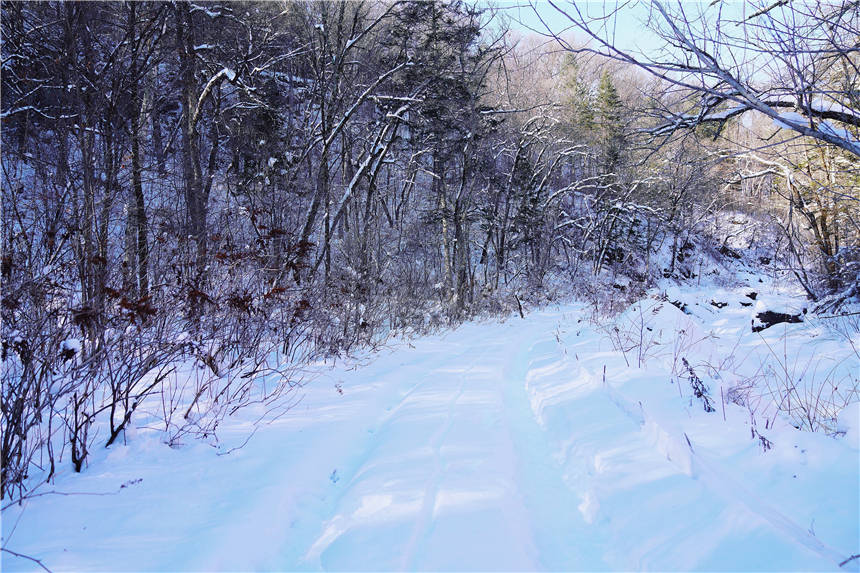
[3,277,858,571]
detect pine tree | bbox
[563,55,594,133]
[596,70,624,175]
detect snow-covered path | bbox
[3,290,858,571]
[294,316,604,571]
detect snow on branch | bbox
[541,0,860,158]
[189,4,225,18]
[1,105,78,121]
[190,67,237,135]
[647,94,860,157]
[325,62,409,150]
[329,106,407,233]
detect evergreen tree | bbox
[563,55,594,134]
[596,70,624,175]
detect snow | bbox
[820,121,859,144]
[811,97,860,121]
[60,338,81,354]
[189,4,223,18]
[704,104,746,121]
[838,402,860,449]
[2,276,858,571]
[773,111,809,130]
[772,112,858,144]
[190,69,237,132]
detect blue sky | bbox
[490,1,754,63]
[492,1,669,56]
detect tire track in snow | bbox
[302,335,499,568]
[298,303,848,570]
[399,373,468,570]
[498,320,607,570]
[201,338,480,570]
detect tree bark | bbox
[176,2,207,303]
[128,2,149,298]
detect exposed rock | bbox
[719,244,742,259]
[752,310,803,332]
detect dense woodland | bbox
[1,1,858,502]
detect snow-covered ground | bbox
[3,272,859,571]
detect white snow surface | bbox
[773,111,810,130]
[3,277,859,571]
[59,338,81,354]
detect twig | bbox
[216,427,259,456]
[683,432,694,452]
[2,488,122,512]
[1,547,53,572]
[744,0,790,21]
[514,294,525,319]
[839,553,860,568]
[817,311,860,319]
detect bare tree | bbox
[539,1,860,156]
[536,0,859,297]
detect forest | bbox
[1,0,858,513]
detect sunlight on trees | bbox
[1,0,857,503]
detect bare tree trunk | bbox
[496,194,512,289]
[453,154,471,311]
[435,153,453,300]
[176,2,207,306]
[323,153,331,282]
[152,111,165,175]
[128,2,149,298]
